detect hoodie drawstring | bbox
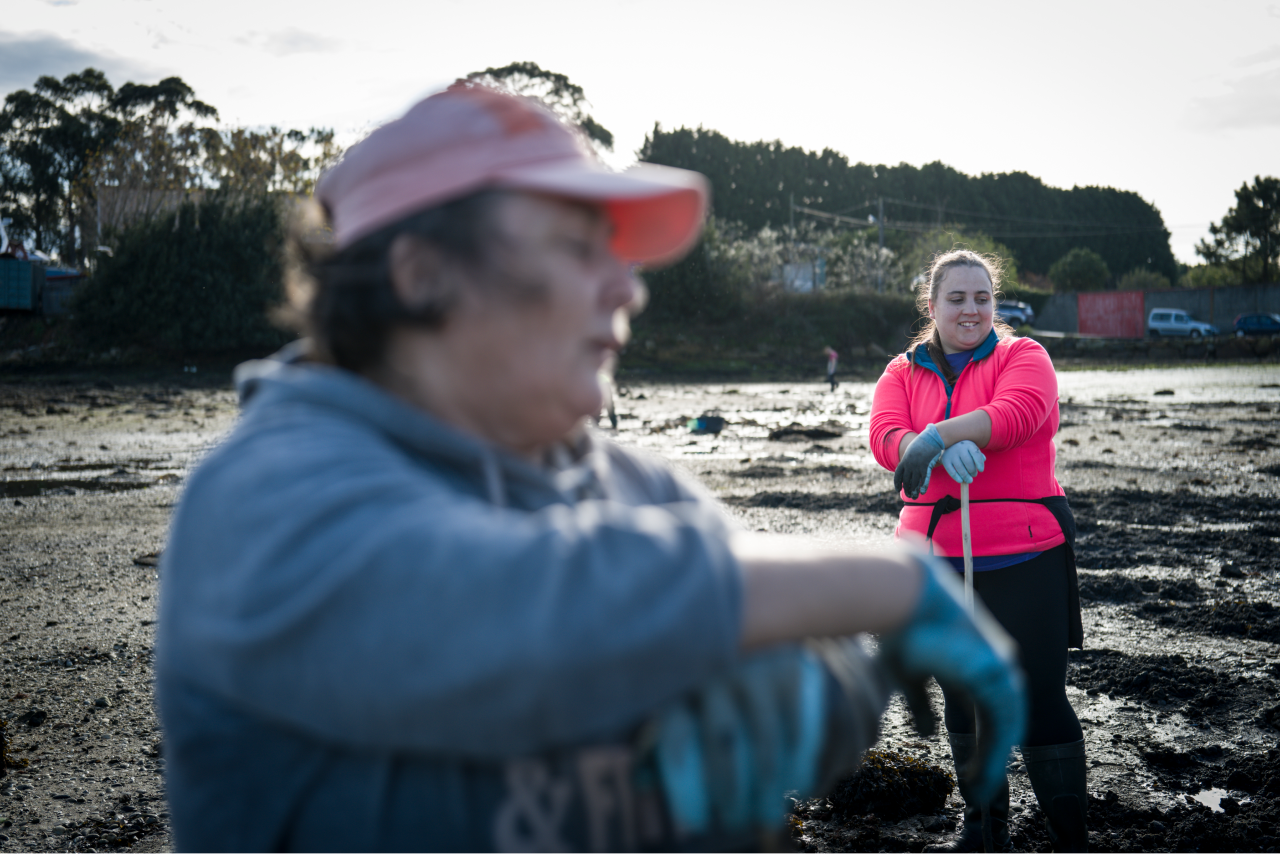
[480,451,507,508]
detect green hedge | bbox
[73,193,294,354]
[629,288,919,376]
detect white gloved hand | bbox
[941,440,986,484]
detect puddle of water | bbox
[1191,788,1229,812]
[1,478,154,498]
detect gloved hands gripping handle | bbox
[941,440,985,485]
[895,425,988,496]
[894,423,945,498]
[874,550,1026,805]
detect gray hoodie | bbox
[156,351,748,850]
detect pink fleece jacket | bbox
[869,335,1066,557]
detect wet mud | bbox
[2,363,1279,851]
[606,366,1280,852]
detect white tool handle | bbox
[961,481,974,613]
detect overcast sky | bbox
[5,0,1279,264]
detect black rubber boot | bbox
[1023,740,1089,852]
[926,733,1011,853]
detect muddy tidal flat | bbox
[2,363,1280,852]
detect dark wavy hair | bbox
[281,190,507,372]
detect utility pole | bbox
[789,193,796,265]
[877,197,884,251]
[788,192,797,289]
[876,197,885,293]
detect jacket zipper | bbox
[916,359,959,420]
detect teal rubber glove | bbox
[641,647,827,835]
[941,440,985,484]
[874,549,1026,805]
[894,423,946,499]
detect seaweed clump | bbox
[827,749,954,822]
[2,717,32,775]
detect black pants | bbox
[941,544,1083,746]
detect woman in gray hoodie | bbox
[156,83,1027,852]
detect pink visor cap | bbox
[316,84,709,266]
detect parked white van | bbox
[1147,308,1219,338]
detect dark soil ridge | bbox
[736,464,857,480]
[1071,488,1278,529]
[724,485,1280,573]
[726,484,1277,530]
[792,787,1280,853]
[1138,599,1280,645]
[1079,573,1205,604]
[1014,787,1280,854]
[1064,648,1278,724]
[1067,488,1277,572]
[724,490,901,514]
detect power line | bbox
[877,195,1165,230]
[826,200,879,216]
[803,195,1167,230]
[792,201,1168,240]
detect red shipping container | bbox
[1078,291,1144,338]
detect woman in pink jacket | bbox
[870,249,1087,853]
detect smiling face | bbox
[928,264,995,354]
[380,192,641,458]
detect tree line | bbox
[0,68,341,354]
[1193,176,1280,287]
[0,68,337,269]
[638,125,1179,284]
[0,62,614,356]
[3,64,1274,358]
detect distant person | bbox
[869,249,1087,853]
[156,86,1025,852]
[597,354,619,429]
[824,345,839,391]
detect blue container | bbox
[687,415,726,435]
[0,259,44,310]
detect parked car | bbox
[1233,313,1280,337]
[1147,308,1218,338]
[996,299,1035,326]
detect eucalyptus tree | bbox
[462,61,614,152]
[0,69,216,263]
